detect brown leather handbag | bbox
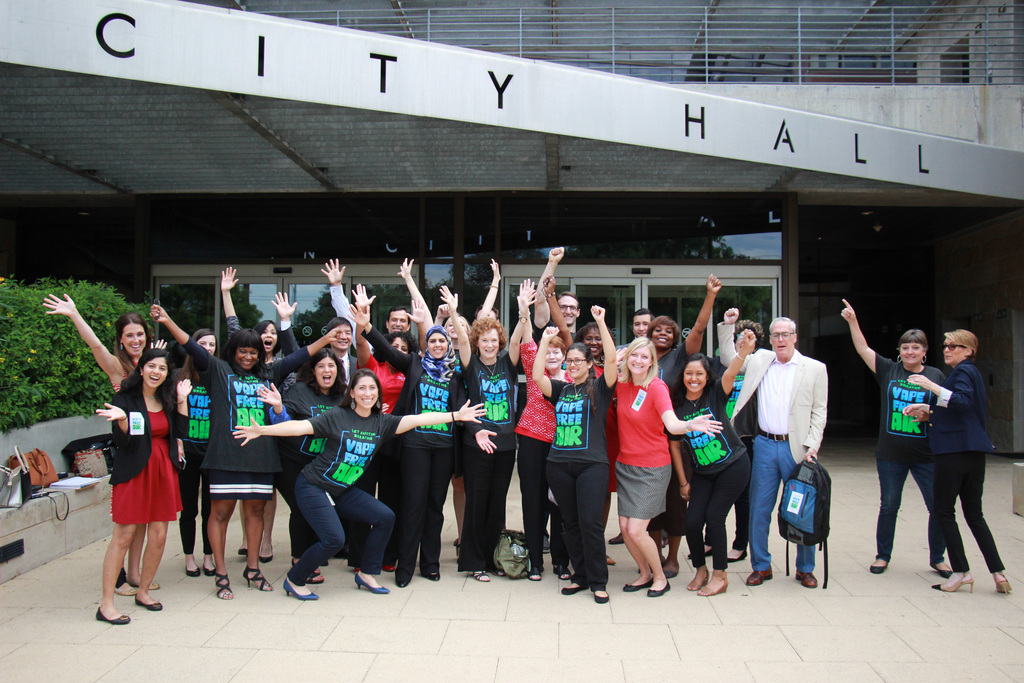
[19,448,58,488]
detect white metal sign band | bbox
[2,0,1022,200]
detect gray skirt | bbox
[615,462,670,520]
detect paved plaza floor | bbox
[1,438,1023,682]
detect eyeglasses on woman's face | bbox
[565,358,587,366]
[942,343,967,351]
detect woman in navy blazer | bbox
[904,330,1010,594]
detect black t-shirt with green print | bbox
[874,356,945,463]
[669,382,747,476]
[280,382,343,465]
[301,408,402,494]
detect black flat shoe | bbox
[96,607,130,625]
[647,581,671,598]
[259,554,273,564]
[134,597,163,611]
[396,577,411,588]
[870,561,888,575]
[727,550,748,564]
[623,578,654,593]
[202,566,216,577]
[185,567,201,578]
[931,562,954,579]
[561,584,588,596]
[420,572,441,582]
[594,592,610,604]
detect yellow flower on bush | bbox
[29,349,37,354]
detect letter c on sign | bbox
[97,13,136,58]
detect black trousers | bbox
[457,446,515,572]
[518,435,552,573]
[178,449,212,556]
[686,456,751,571]
[706,436,753,551]
[396,445,455,581]
[934,451,1004,574]
[547,459,610,591]
[276,457,319,560]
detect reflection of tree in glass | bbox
[228,284,268,331]
[156,284,214,344]
[291,285,335,345]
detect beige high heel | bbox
[932,573,973,593]
[995,573,1013,595]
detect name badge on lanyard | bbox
[128,412,145,436]
[631,389,647,412]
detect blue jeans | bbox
[749,435,814,573]
[287,476,395,586]
[875,458,946,565]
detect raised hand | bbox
[540,326,558,342]
[150,304,170,325]
[517,279,536,313]
[439,285,459,314]
[409,298,430,327]
[840,298,857,323]
[542,276,557,298]
[352,283,376,310]
[272,292,298,323]
[151,339,168,350]
[723,308,739,325]
[321,259,345,287]
[349,303,371,331]
[220,267,238,292]
[257,383,282,411]
[96,403,127,422]
[399,258,415,281]
[436,303,450,320]
[706,274,722,294]
[489,259,501,285]
[42,293,78,317]
[177,379,193,403]
[548,247,565,264]
[737,329,757,357]
[591,305,606,324]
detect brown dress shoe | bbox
[745,569,773,586]
[795,571,818,588]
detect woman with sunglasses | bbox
[903,330,1010,594]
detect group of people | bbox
[41,248,1009,624]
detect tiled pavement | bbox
[2,438,1023,682]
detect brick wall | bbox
[935,211,1024,451]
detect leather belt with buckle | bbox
[758,429,789,442]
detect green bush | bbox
[0,277,149,433]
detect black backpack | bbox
[777,459,831,589]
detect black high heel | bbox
[214,573,233,600]
[243,566,274,591]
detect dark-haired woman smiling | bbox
[535,307,618,603]
[276,348,347,583]
[95,348,190,624]
[151,304,342,600]
[233,369,485,599]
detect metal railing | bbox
[258,4,1024,85]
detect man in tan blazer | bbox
[730,317,828,588]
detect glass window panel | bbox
[155,283,215,345]
[462,261,498,325]
[464,198,496,259]
[424,199,456,260]
[221,282,277,341]
[647,283,774,355]
[288,282,338,346]
[423,263,454,323]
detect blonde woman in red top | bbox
[614,338,722,597]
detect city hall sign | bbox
[2,0,1023,200]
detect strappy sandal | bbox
[215,573,234,600]
[471,571,491,582]
[243,566,274,591]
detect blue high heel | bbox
[283,578,319,601]
[354,572,390,594]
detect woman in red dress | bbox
[95,348,190,624]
